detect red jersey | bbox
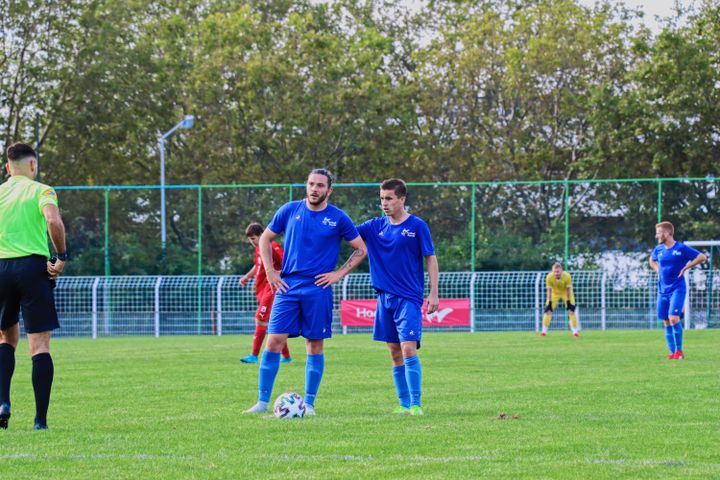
[254,241,283,296]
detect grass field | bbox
[1,330,719,479]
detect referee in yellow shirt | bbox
[0,143,67,430]
[542,263,579,337]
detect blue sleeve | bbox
[683,244,701,262]
[651,246,659,261]
[418,220,435,257]
[268,203,292,234]
[339,211,360,242]
[356,219,372,239]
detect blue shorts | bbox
[657,287,686,320]
[268,282,333,340]
[373,292,422,347]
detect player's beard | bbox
[307,192,328,206]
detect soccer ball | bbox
[273,392,306,419]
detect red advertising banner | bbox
[340,298,471,327]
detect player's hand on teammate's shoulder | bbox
[314,271,343,289]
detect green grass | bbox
[1,330,719,479]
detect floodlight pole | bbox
[159,115,194,261]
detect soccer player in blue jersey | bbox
[357,179,439,416]
[243,169,367,415]
[649,221,706,360]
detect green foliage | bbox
[2,1,719,273]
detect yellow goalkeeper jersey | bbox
[546,271,573,296]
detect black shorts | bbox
[0,255,60,334]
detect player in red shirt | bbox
[239,223,292,364]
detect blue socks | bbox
[258,350,281,402]
[665,325,676,353]
[404,355,422,407]
[672,322,683,352]
[392,365,411,408]
[305,353,325,407]
[259,351,326,407]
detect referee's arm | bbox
[43,204,66,278]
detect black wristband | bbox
[56,251,69,261]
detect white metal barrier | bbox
[46,270,718,338]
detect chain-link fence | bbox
[40,270,719,338]
[55,178,720,277]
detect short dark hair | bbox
[6,143,37,162]
[380,178,407,198]
[309,168,334,188]
[245,223,264,237]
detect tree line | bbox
[2,0,718,274]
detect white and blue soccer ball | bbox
[273,392,306,419]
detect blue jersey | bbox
[268,200,359,285]
[357,215,435,306]
[651,242,701,294]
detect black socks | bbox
[32,352,54,425]
[0,343,16,406]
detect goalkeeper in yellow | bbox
[542,263,579,337]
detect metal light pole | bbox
[159,115,194,260]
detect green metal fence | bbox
[55,177,719,277]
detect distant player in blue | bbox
[649,221,705,360]
[357,179,439,416]
[243,169,367,415]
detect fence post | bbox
[341,275,350,334]
[104,188,110,276]
[601,272,607,331]
[197,187,203,335]
[657,179,663,223]
[534,272,541,332]
[470,185,476,272]
[470,272,478,332]
[216,276,225,336]
[91,277,100,339]
[103,276,110,335]
[564,180,570,269]
[154,276,162,337]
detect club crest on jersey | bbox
[401,228,416,237]
[672,250,682,256]
[322,217,337,227]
